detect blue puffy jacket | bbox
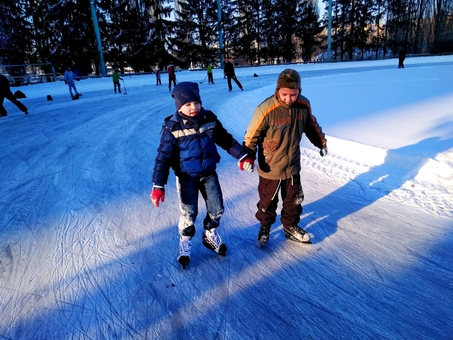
[152,108,248,186]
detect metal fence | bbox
[0,63,57,86]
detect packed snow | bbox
[1,56,452,339]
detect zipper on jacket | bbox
[285,108,293,174]
[196,126,206,171]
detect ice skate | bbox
[202,228,227,256]
[177,236,192,269]
[283,225,311,244]
[257,224,270,248]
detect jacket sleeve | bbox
[213,117,248,160]
[243,99,272,158]
[152,124,177,186]
[304,110,327,149]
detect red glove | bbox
[150,187,165,207]
[238,156,254,173]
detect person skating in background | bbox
[0,74,28,117]
[155,67,162,85]
[112,69,123,93]
[150,81,253,269]
[207,63,214,84]
[63,66,81,99]
[243,69,328,248]
[167,62,176,91]
[224,58,243,91]
[398,49,406,68]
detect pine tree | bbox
[173,0,219,67]
[295,0,323,62]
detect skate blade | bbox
[178,256,190,269]
[202,240,227,256]
[258,236,269,249]
[284,232,312,244]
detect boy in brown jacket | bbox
[243,69,328,247]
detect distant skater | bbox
[155,67,162,85]
[207,63,214,84]
[224,58,243,91]
[168,62,176,91]
[112,69,123,93]
[64,66,81,99]
[398,50,406,68]
[0,74,28,117]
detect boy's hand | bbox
[150,187,165,207]
[319,147,328,157]
[238,156,254,173]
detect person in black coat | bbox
[224,58,243,91]
[0,74,28,117]
[398,50,406,68]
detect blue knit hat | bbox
[171,82,202,109]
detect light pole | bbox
[90,0,107,75]
[327,0,332,61]
[216,0,224,68]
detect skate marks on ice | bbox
[299,136,453,244]
[0,91,169,338]
[1,68,453,338]
[1,158,453,338]
[2,206,452,340]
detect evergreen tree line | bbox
[0,0,452,76]
[323,0,453,61]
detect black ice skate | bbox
[257,224,271,248]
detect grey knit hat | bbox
[276,69,301,90]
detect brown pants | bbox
[256,174,304,227]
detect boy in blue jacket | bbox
[150,82,254,269]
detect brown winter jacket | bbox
[244,92,326,180]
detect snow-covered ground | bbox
[1,56,452,339]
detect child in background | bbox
[167,62,176,91]
[150,81,253,269]
[207,63,214,84]
[155,67,161,85]
[112,69,123,93]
